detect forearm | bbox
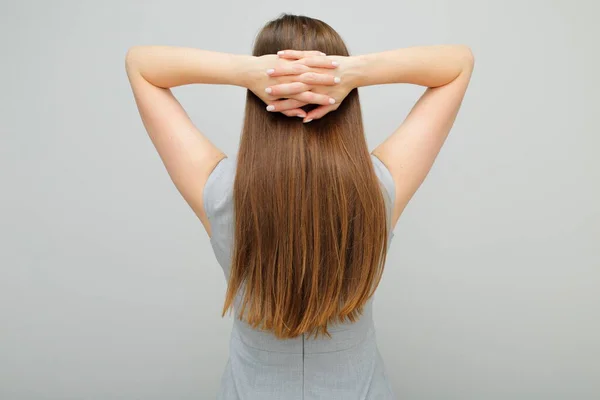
[125,46,253,88]
[349,45,474,89]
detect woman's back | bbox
[127,11,473,399]
[205,154,396,399]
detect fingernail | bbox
[304,119,313,123]
[332,61,339,67]
[266,69,275,75]
[328,98,336,105]
[266,105,275,111]
[334,77,341,84]
[297,114,305,118]
[277,50,284,56]
[320,52,326,56]
[265,87,272,94]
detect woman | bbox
[126,14,473,400]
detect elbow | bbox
[124,46,144,74]
[125,47,137,71]
[458,45,475,70]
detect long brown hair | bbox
[222,14,389,339]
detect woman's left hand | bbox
[245,52,341,118]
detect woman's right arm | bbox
[354,46,475,228]
[267,45,474,227]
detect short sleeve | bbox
[203,156,235,230]
[203,157,236,275]
[370,154,396,243]
[370,154,395,205]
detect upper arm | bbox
[372,55,474,228]
[126,63,225,237]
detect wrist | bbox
[232,54,257,88]
[343,55,368,89]
[230,54,255,88]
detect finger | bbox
[303,104,338,123]
[266,98,307,113]
[297,72,340,86]
[290,91,336,106]
[281,109,308,118]
[266,63,309,77]
[277,50,326,59]
[266,82,311,97]
[299,56,340,69]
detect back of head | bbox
[223,14,389,339]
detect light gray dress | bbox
[204,154,397,400]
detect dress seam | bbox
[302,332,305,400]
[231,328,375,355]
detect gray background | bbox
[1,1,598,399]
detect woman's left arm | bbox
[125,47,251,236]
[125,46,340,236]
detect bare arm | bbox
[263,46,473,228]
[352,46,475,227]
[125,47,251,236]
[125,46,340,236]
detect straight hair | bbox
[222,14,389,339]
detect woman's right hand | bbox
[266,51,356,122]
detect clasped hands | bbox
[248,50,352,123]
